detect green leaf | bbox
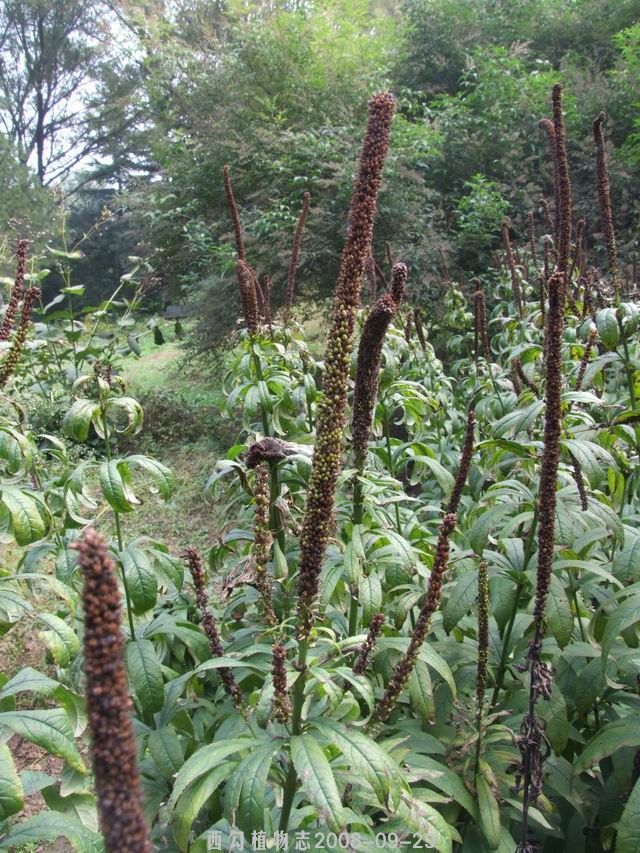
[173,762,237,851]
[0,667,60,701]
[1,487,47,545]
[0,709,85,772]
[546,574,573,649]
[469,504,512,555]
[37,613,80,666]
[126,455,176,499]
[573,718,640,775]
[476,774,500,850]
[126,639,163,719]
[0,742,23,820]
[613,533,640,583]
[148,726,184,779]
[167,738,254,812]
[596,307,619,349]
[99,460,138,513]
[408,660,434,722]
[224,743,277,833]
[121,546,157,614]
[290,734,345,832]
[0,812,103,852]
[62,399,100,442]
[360,572,382,625]
[311,720,404,807]
[443,568,478,632]
[617,777,640,853]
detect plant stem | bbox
[383,414,402,534]
[102,404,136,639]
[490,506,538,711]
[279,638,309,831]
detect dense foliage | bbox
[1,78,640,853]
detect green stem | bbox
[252,344,271,437]
[102,404,136,639]
[348,474,364,637]
[489,506,538,711]
[383,415,402,534]
[279,639,309,831]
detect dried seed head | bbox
[476,560,489,712]
[244,437,298,468]
[74,529,152,853]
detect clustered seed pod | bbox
[476,560,489,714]
[446,409,475,514]
[0,239,28,342]
[73,529,152,853]
[271,644,292,724]
[575,327,597,391]
[0,285,41,388]
[236,260,259,335]
[353,612,385,675]
[538,119,560,241]
[413,308,427,353]
[295,91,395,638]
[351,263,407,472]
[244,437,299,468]
[473,289,491,362]
[593,113,620,300]
[183,547,243,707]
[502,221,523,317]
[253,465,277,627]
[511,357,539,397]
[372,512,457,724]
[285,192,311,314]
[223,164,246,261]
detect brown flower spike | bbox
[473,289,491,362]
[0,239,28,342]
[183,547,243,707]
[74,529,152,853]
[296,91,395,638]
[372,513,457,724]
[236,259,259,334]
[272,644,292,724]
[538,119,560,241]
[551,84,573,275]
[502,221,523,317]
[253,465,277,627]
[446,409,475,515]
[351,262,407,471]
[353,612,385,675]
[593,112,620,300]
[0,285,41,388]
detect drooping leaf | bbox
[290,734,345,832]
